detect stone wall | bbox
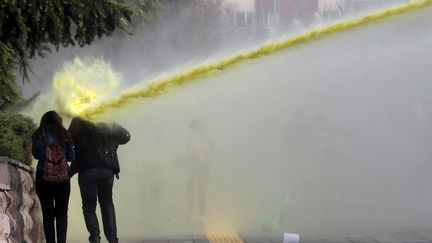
[0,156,43,243]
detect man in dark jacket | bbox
[68,117,130,243]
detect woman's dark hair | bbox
[38,111,73,145]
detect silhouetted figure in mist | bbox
[180,120,212,224]
[68,117,130,243]
[32,111,75,243]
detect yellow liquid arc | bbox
[54,0,432,120]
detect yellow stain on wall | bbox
[54,0,432,120]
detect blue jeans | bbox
[78,167,118,243]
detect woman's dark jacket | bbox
[68,117,130,177]
[32,125,75,172]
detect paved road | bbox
[121,228,432,243]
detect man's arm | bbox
[98,122,131,145]
[68,117,84,177]
[112,123,130,145]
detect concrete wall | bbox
[0,156,43,243]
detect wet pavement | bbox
[122,228,432,243]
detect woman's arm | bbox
[31,132,44,160]
[65,141,75,162]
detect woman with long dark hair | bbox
[32,111,75,243]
